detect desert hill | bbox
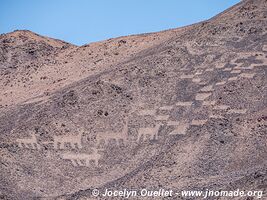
[0,0,266,199]
[0,27,181,107]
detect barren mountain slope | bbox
[0,28,182,107]
[0,0,267,199]
[0,30,75,107]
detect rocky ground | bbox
[0,0,266,199]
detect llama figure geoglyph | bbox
[137,123,162,142]
[16,133,41,150]
[53,131,83,149]
[96,118,129,146]
[61,148,101,167]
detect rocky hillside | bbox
[0,0,266,199]
[0,28,181,107]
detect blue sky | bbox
[0,0,240,46]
